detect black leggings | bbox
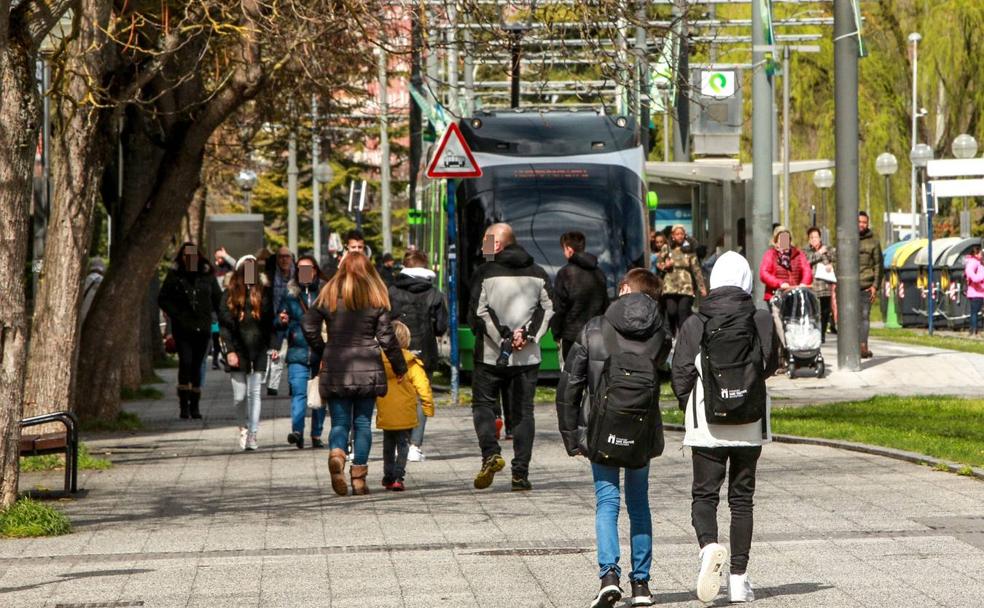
[818,295,833,342]
[691,445,762,575]
[663,294,695,337]
[174,328,210,389]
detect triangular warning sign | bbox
[426,122,482,179]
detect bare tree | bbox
[0,0,79,508]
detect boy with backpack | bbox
[556,269,671,608]
[376,321,435,491]
[671,251,780,603]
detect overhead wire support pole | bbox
[834,0,861,371]
[378,47,392,255]
[782,45,791,226]
[751,0,774,304]
[311,95,321,259]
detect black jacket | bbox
[158,266,222,334]
[218,285,276,374]
[670,286,780,409]
[389,271,448,373]
[551,251,610,343]
[556,293,670,457]
[467,243,554,367]
[301,301,408,399]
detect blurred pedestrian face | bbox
[808,231,822,250]
[347,239,365,255]
[858,214,870,233]
[777,232,791,252]
[297,259,316,285]
[182,245,198,271]
[671,227,686,246]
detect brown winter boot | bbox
[328,449,348,496]
[860,343,873,359]
[350,464,369,496]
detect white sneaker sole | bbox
[630,595,655,606]
[696,544,729,602]
[590,585,622,608]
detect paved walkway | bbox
[5,351,984,607]
[767,336,984,404]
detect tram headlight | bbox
[471,118,482,129]
[615,116,628,128]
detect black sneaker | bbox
[473,454,505,489]
[630,580,654,606]
[267,388,278,397]
[310,437,324,449]
[511,476,533,492]
[591,572,622,608]
[287,432,304,449]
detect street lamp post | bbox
[235,169,258,213]
[910,143,934,334]
[313,162,334,260]
[875,152,898,243]
[813,168,834,241]
[952,134,978,237]
[909,32,922,236]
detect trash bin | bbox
[941,238,982,329]
[913,237,963,328]
[893,239,927,327]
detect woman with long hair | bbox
[219,255,277,451]
[302,252,407,496]
[276,254,330,448]
[158,242,222,419]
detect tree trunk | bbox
[0,42,45,508]
[23,2,114,420]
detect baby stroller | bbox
[779,287,825,378]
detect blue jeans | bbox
[288,363,325,438]
[328,397,375,465]
[970,297,983,333]
[591,462,652,582]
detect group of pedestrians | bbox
[158,229,448,495]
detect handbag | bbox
[307,374,324,409]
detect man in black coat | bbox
[551,231,610,361]
[388,250,448,460]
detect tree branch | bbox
[12,0,77,51]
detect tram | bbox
[417,111,649,373]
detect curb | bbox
[663,424,984,481]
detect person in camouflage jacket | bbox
[657,225,707,336]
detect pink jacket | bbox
[965,256,984,299]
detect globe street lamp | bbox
[812,169,834,234]
[235,169,258,213]
[876,153,898,242]
[951,134,977,236]
[910,143,933,240]
[313,162,334,259]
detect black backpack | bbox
[698,311,767,427]
[586,322,664,469]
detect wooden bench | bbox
[19,412,80,494]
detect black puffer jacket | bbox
[388,269,448,373]
[158,265,221,334]
[551,252,610,343]
[301,301,408,399]
[218,283,276,374]
[556,293,670,457]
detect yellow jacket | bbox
[376,349,434,430]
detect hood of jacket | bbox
[604,292,662,340]
[569,251,599,271]
[287,279,320,299]
[710,251,753,294]
[495,243,534,269]
[394,269,436,293]
[701,286,756,318]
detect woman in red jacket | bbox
[759,225,812,370]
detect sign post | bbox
[926,182,935,336]
[427,123,482,405]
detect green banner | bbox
[760,0,778,76]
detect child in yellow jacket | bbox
[377,321,434,491]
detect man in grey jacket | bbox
[467,223,554,491]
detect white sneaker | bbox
[245,432,258,451]
[407,445,425,462]
[696,543,729,602]
[728,573,754,603]
[238,427,248,450]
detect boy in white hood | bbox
[671,252,780,603]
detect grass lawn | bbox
[20,443,113,472]
[663,396,984,468]
[0,498,71,538]
[870,328,984,356]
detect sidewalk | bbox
[767,336,984,404]
[4,359,984,607]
